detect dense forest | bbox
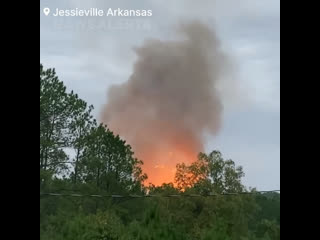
[40,64,280,240]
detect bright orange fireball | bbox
[140,146,197,186]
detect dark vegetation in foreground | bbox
[40,64,280,240]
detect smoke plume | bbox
[101,21,231,186]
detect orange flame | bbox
[140,146,198,186]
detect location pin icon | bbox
[43,8,50,16]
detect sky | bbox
[40,0,280,190]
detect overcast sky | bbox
[40,0,280,190]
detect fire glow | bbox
[138,146,199,186]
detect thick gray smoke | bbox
[100,21,231,185]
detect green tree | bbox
[175,151,245,194]
[40,64,76,173]
[68,101,96,184]
[80,124,145,192]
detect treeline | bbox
[40,64,280,240]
